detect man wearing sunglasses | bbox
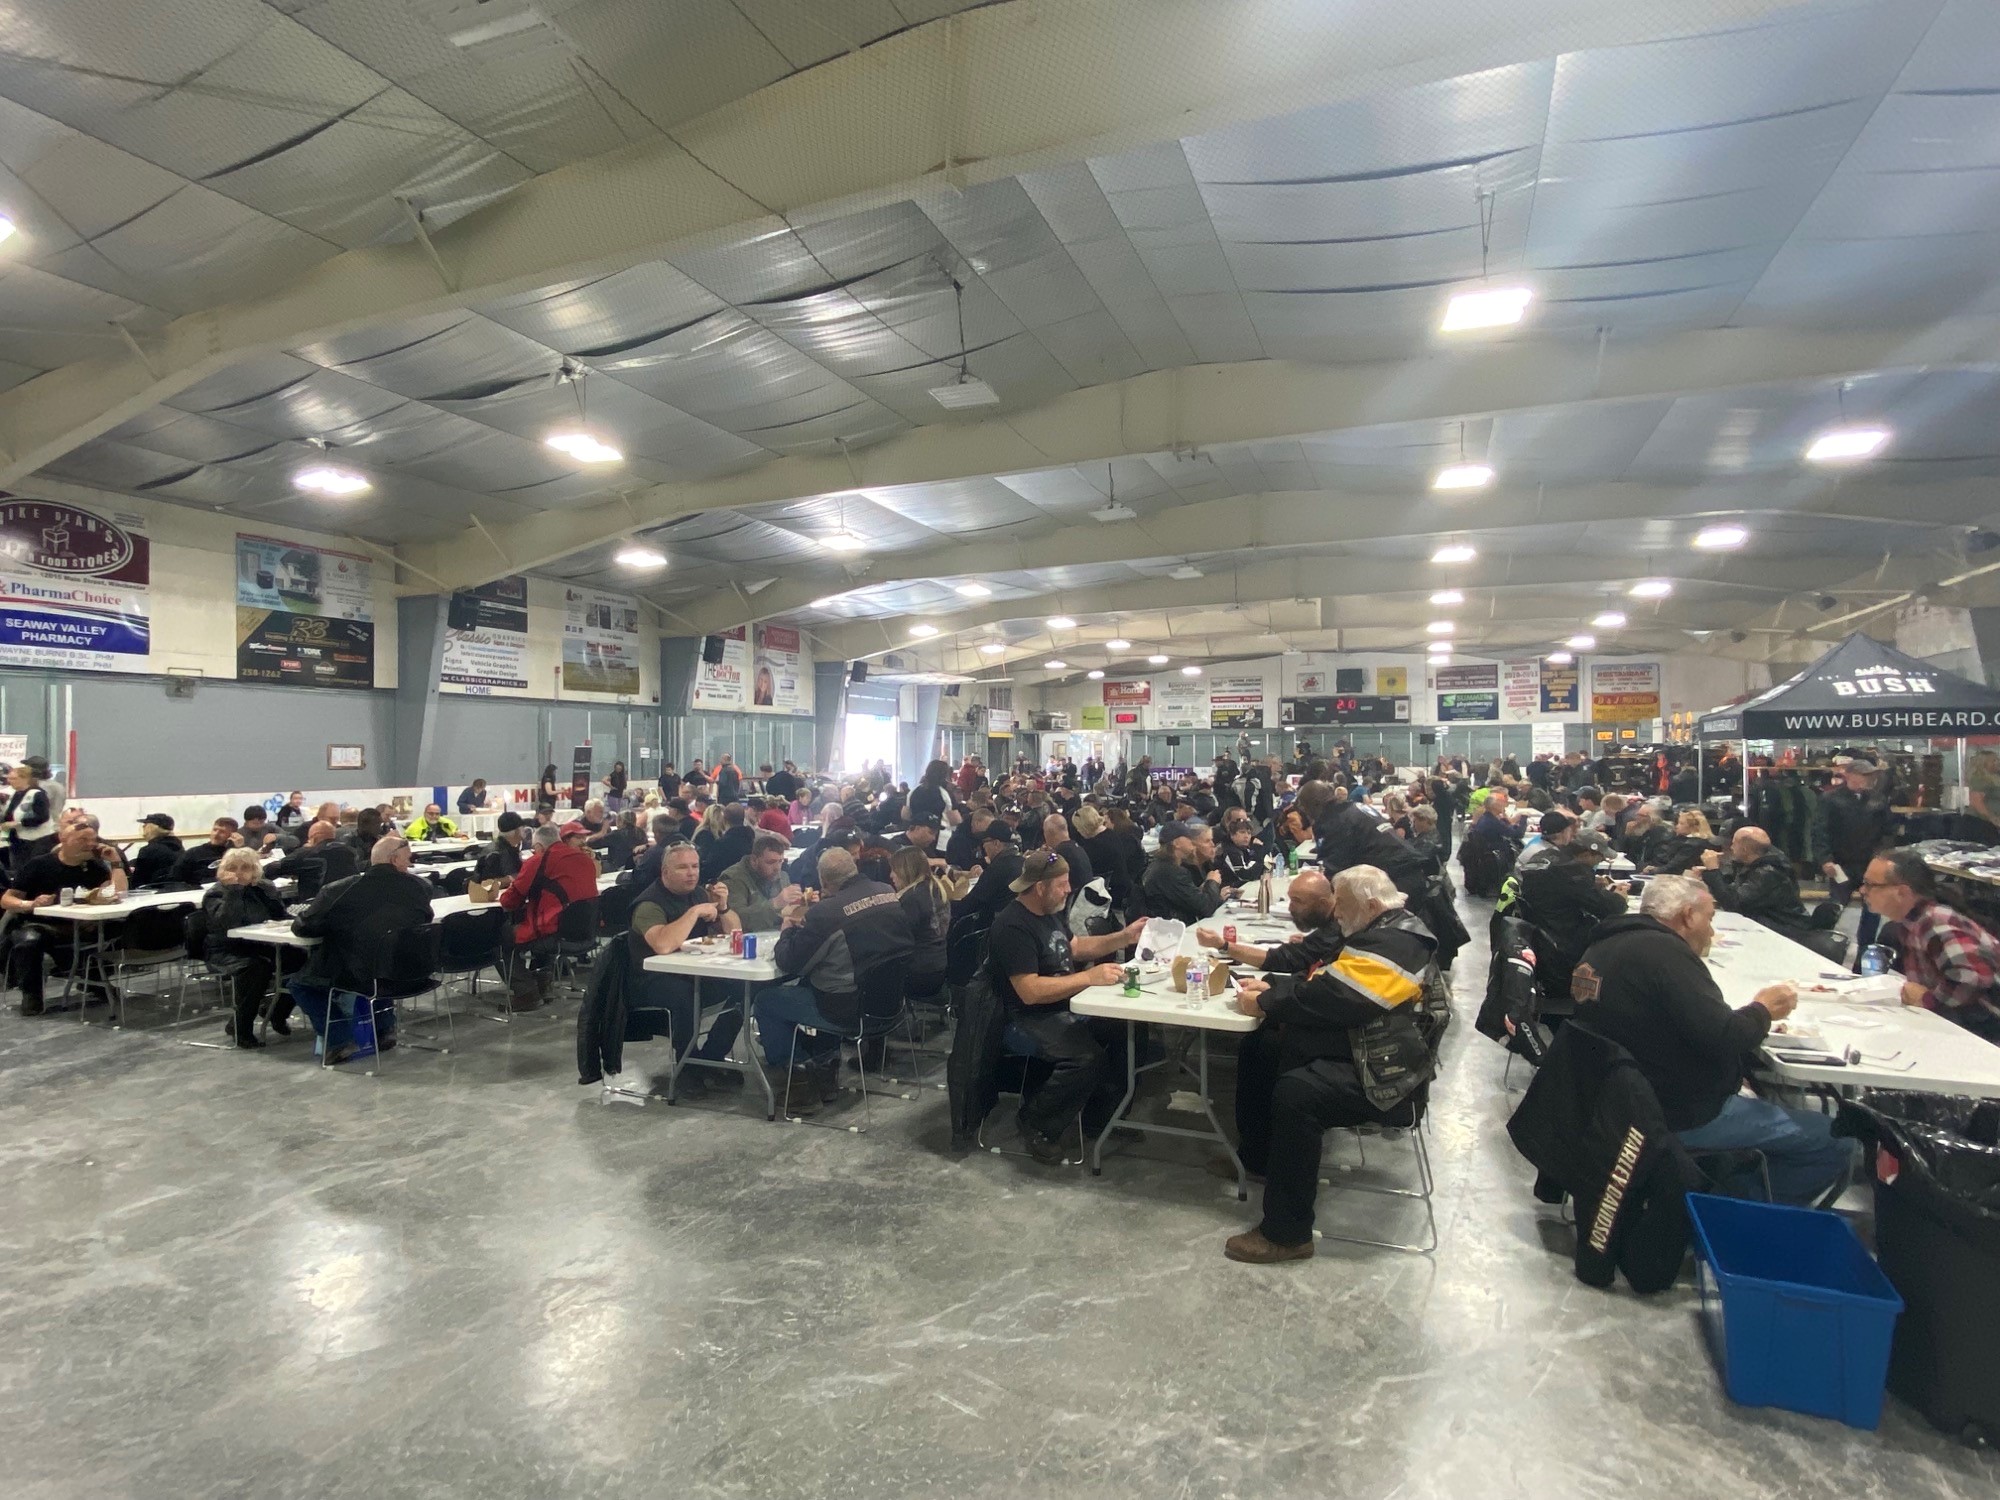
[987,850,1148,1164]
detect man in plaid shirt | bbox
[1862,849,2000,1042]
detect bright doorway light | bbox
[1546,650,1574,665]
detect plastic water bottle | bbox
[1858,944,1891,977]
[1186,956,1208,1001]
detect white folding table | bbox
[36,888,209,1020]
[639,944,781,1116]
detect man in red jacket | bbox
[499,822,599,1008]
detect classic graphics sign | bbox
[0,498,151,672]
[1591,663,1661,724]
[563,587,643,696]
[236,534,374,689]
[442,576,528,692]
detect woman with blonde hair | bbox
[1654,807,1720,875]
[890,844,951,1000]
[199,846,292,1047]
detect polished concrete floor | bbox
[1,912,1994,1500]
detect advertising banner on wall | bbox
[691,625,748,709]
[1437,691,1500,721]
[1531,721,1567,756]
[1540,657,1580,714]
[1207,674,1264,728]
[1156,680,1206,729]
[442,576,528,692]
[562,586,642,696]
[1103,679,1152,707]
[1378,666,1409,695]
[1434,663,1498,692]
[1591,662,1662,723]
[751,624,813,715]
[1292,669,1329,695]
[0,498,151,673]
[1080,705,1108,730]
[1501,659,1540,721]
[235,533,374,688]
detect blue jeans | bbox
[1677,1094,1858,1207]
[629,973,741,1062]
[286,981,397,1054]
[753,983,844,1068]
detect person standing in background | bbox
[606,760,629,813]
[1810,758,1895,957]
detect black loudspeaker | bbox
[700,634,726,664]
[849,661,868,683]
[1419,732,1437,746]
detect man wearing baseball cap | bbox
[130,813,185,890]
[1810,756,1894,957]
[1516,826,1629,1000]
[954,814,1023,924]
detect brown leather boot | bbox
[781,1070,821,1117]
[1224,1229,1314,1264]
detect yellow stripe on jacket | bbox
[1321,949,1424,1009]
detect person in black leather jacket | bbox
[1139,822,1227,922]
[1699,826,1810,937]
[200,848,292,1047]
[1517,829,1629,995]
[267,820,361,899]
[1618,803,1674,870]
[284,836,435,1062]
[130,814,185,889]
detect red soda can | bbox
[729,929,744,955]
[1223,924,1237,946]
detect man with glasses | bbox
[1860,849,2000,1041]
[627,843,745,1095]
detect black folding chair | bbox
[325,924,443,1069]
[437,907,508,1020]
[106,902,199,1028]
[780,966,929,1131]
[552,897,601,993]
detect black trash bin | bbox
[1836,1093,2000,1446]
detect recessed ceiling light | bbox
[1432,544,1477,564]
[0,215,16,244]
[1087,669,1105,680]
[1546,650,1574,665]
[909,623,940,638]
[294,465,369,497]
[1693,524,1747,551]
[1426,620,1454,635]
[1044,659,1067,670]
[1432,463,1494,492]
[1441,285,1533,332]
[1105,637,1131,652]
[544,431,623,464]
[1045,615,1076,630]
[820,533,867,553]
[1591,611,1627,629]
[954,581,992,597]
[614,545,666,569]
[1147,654,1170,665]
[1629,579,1673,599]
[1565,634,1597,651]
[979,642,1006,655]
[1805,426,1891,464]
[1181,664,1202,677]
[1429,590,1464,606]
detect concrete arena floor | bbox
[0,904,1994,1500]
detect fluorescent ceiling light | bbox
[1432,463,1494,492]
[294,465,369,497]
[1147,654,1170,665]
[0,215,16,243]
[1432,544,1477,564]
[979,642,1006,655]
[1169,565,1203,581]
[1805,426,1891,464]
[1591,611,1627,629]
[953,582,992,597]
[908,623,940,638]
[1091,502,1138,523]
[1087,669,1105,680]
[614,545,665,569]
[1546,650,1574,665]
[544,431,622,464]
[1045,615,1076,630]
[1565,634,1597,651]
[1441,285,1533,332]
[1693,524,1747,551]
[1180,665,1202,677]
[929,374,1000,409]
[1629,579,1673,599]
[1105,638,1131,652]
[820,533,866,553]
[1044,659,1067,670]
[1429,590,1464,606]
[1425,620,1454,635]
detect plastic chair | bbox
[324,924,441,1069]
[106,902,199,1028]
[437,906,508,1013]
[779,966,927,1132]
[553,897,600,990]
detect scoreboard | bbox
[1279,695,1410,726]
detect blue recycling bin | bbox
[1687,1192,1902,1428]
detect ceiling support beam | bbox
[0,0,1796,493]
[399,317,2000,592]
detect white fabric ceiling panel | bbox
[761,493,941,552]
[422,370,762,477]
[861,478,1047,537]
[475,260,726,356]
[0,95,181,257]
[85,186,338,313]
[1028,308,1150,388]
[729,0,910,70]
[390,427,602,504]
[99,408,284,466]
[168,355,419,440]
[791,201,949,283]
[653,512,828,568]
[0,1,273,131]
[1798,160,2000,240]
[291,313,548,400]
[1736,232,2000,326]
[560,0,790,132]
[42,437,217,492]
[850,329,1078,423]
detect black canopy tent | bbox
[1694,631,2000,807]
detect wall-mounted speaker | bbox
[164,678,198,699]
[700,634,726,664]
[849,662,869,683]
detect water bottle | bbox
[1858,944,1891,977]
[1186,956,1208,999]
